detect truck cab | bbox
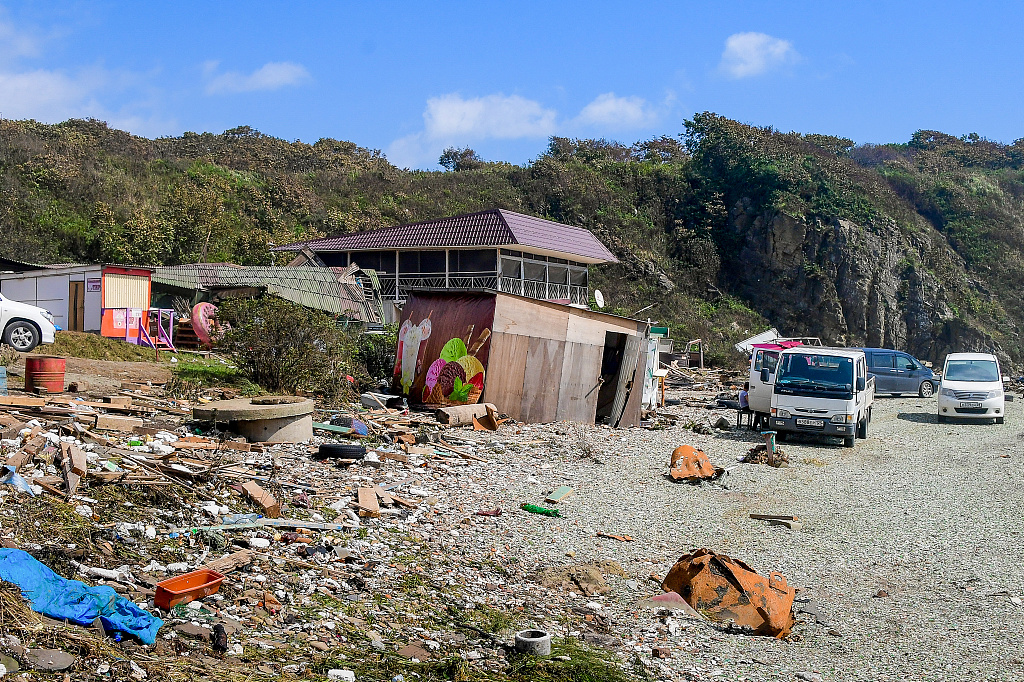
[765,347,874,447]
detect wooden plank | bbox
[95,414,145,432]
[200,549,254,574]
[492,295,570,341]
[68,445,87,477]
[521,337,565,423]
[479,332,529,421]
[545,485,574,503]
[60,443,81,497]
[356,487,379,515]
[0,421,25,440]
[565,314,616,346]
[0,396,46,407]
[5,449,33,471]
[555,342,603,424]
[241,481,281,518]
[373,486,394,506]
[377,451,409,463]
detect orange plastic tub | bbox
[154,569,225,610]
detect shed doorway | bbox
[596,331,627,423]
[68,281,85,331]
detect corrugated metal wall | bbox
[103,273,150,309]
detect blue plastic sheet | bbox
[0,465,34,496]
[0,549,163,644]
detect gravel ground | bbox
[6,384,1020,681]
[446,392,1024,682]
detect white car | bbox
[937,352,1004,424]
[0,294,57,352]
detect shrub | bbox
[215,296,362,402]
[356,323,397,384]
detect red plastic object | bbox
[154,569,225,610]
[25,356,66,394]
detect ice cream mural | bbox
[392,293,495,405]
[397,316,432,393]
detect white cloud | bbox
[574,92,659,130]
[719,32,798,79]
[423,93,557,140]
[0,67,104,120]
[0,15,40,62]
[387,92,557,168]
[387,89,675,169]
[204,61,311,94]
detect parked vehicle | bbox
[0,293,57,352]
[937,352,1004,424]
[762,347,874,447]
[854,348,937,397]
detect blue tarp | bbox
[0,549,163,644]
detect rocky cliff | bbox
[724,203,996,364]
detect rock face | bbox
[725,199,1002,364]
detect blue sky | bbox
[1,1,1023,168]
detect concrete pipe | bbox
[514,629,551,656]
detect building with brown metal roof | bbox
[273,209,617,306]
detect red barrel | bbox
[25,356,66,394]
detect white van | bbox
[764,347,874,447]
[937,353,1004,424]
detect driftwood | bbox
[435,403,498,427]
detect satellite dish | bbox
[594,289,605,309]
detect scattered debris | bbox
[668,445,724,482]
[545,485,573,503]
[661,549,796,638]
[596,532,634,542]
[520,503,561,517]
[750,513,803,530]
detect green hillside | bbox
[2,114,1023,366]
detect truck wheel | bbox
[843,436,855,448]
[3,321,39,352]
[775,430,787,442]
[919,381,935,398]
[857,417,868,439]
[890,393,901,398]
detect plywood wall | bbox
[481,293,646,425]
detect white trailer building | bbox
[0,264,105,332]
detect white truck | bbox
[755,346,874,447]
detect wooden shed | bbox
[393,290,648,427]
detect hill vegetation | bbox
[2,114,1024,366]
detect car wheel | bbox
[3,321,39,352]
[996,417,1005,424]
[843,436,855,448]
[919,381,935,398]
[937,414,947,424]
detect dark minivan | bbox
[854,348,936,397]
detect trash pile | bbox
[0,369,813,680]
[0,381,641,679]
